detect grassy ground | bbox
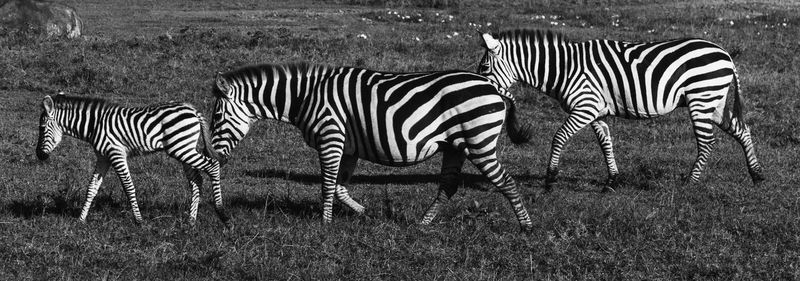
[1,0,799,279]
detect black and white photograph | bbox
[0,0,797,279]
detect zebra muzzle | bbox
[36,150,50,161]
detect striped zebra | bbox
[477,29,765,190]
[210,63,533,230]
[35,93,232,229]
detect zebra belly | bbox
[350,138,444,167]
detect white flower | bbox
[729,20,734,26]
[414,36,420,41]
[453,32,459,36]
[357,34,367,39]
[487,22,492,26]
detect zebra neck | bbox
[527,40,578,96]
[55,107,101,143]
[247,68,320,125]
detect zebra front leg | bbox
[420,149,464,225]
[590,120,620,192]
[318,137,345,224]
[546,106,599,191]
[108,152,144,225]
[79,155,110,222]
[335,154,365,214]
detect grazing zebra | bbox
[477,29,765,190]
[210,62,533,230]
[36,93,232,229]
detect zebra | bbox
[35,92,232,229]
[210,62,533,231]
[477,29,765,190]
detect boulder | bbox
[0,0,82,38]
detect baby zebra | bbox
[211,63,533,231]
[35,92,232,229]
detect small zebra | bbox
[211,63,533,230]
[478,29,765,189]
[36,92,232,229]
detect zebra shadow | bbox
[6,190,119,219]
[243,168,497,190]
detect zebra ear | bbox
[42,95,54,115]
[481,33,501,53]
[215,72,231,98]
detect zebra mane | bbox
[214,62,320,98]
[493,29,569,44]
[220,62,314,78]
[50,94,117,110]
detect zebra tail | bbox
[503,98,532,145]
[731,69,745,122]
[199,114,226,165]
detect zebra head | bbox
[478,33,520,93]
[36,95,64,160]
[210,72,254,161]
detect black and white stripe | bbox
[36,92,232,229]
[478,29,764,188]
[211,63,532,230]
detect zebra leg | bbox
[466,150,532,232]
[419,149,465,225]
[318,135,346,224]
[108,152,144,224]
[546,106,600,191]
[171,146,232,230]
[590,120,620,192]
[715,117,765,184]
[335,154,365,214]
[687,114,717,184]
[78,156,110,222]
[181,164,202,226]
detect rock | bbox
[0,0,83,38]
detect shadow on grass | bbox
[244,168,549,190]
[7,191,119,220]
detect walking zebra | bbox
[36,93,232,229]
[477,29,765,189]
[211,62,533,230]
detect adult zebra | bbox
[36,92,232,229]
[477,29,764,190]
[210,62,533,230]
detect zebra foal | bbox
[35,92,232,229]
[478,29,765,190]
[210,63,533,231]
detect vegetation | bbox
[1,0,798,279]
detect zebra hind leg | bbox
[590,120,620,192]
[419,149,464,225]
[715,115,765,185]
[687,113,717,184]
[181,164,202,227]
[466,151,532,232]
[170,143,233,230]
[335,155,365,214]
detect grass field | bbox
[1,0,799,279]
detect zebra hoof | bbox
[750,170,766,186]
[520,224,534,234]
[601,186,616,193]
[223,222,235,233]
